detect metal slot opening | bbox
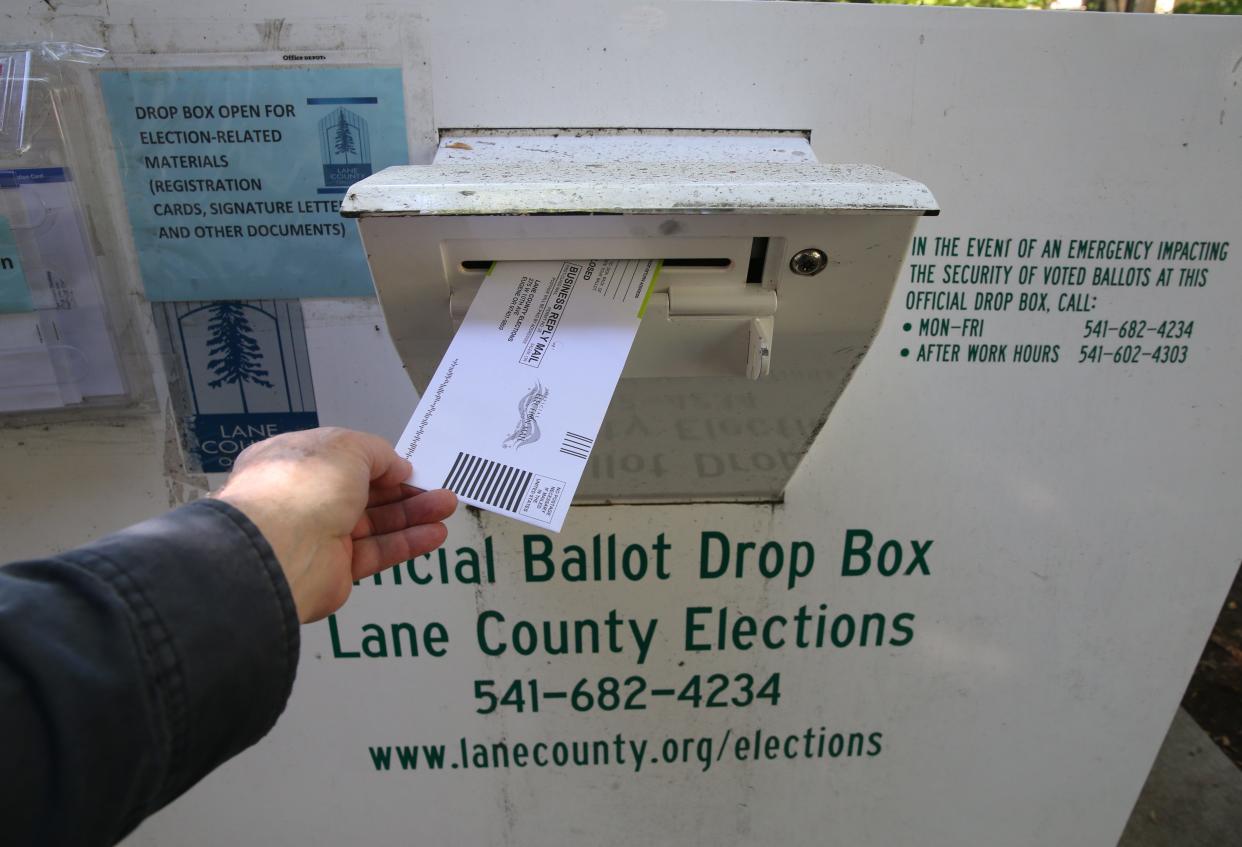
[659,258,731,269]
[746,237,769,284]
[460,257,734,273]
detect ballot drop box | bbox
[0,3,1239,847]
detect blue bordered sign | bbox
[101,67,408,301]
[153,299,318,472]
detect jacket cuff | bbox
[73,498,300,810]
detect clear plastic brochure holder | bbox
[0,43,127,414]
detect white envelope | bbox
[395,259,661,531]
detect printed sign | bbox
[153,300,318,472]
[0,216,31,313]
[100,67,408,300]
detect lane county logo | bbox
[154,300,318,472]
[502,381,549,450]
[316,105,373,190]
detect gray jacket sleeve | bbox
[0,498,300,846]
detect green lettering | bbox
[685,606,712,651]
[361,623,388,657]
[477,610,505,656]
[699,531,730,580]
[563,544,587,581]
[790,540,814,590]
[877,539,902,576]
[425,622,449,657]
[842,529,873,576]
[523,535,553,582]
[390,622,419,657]
[455,546,481,584]
[328,614,359,658]
[408,553,435,585]
[889,612,916,646]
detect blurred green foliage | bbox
[1172,0,1242,12]
[834,0,1241,10]
[865,0,1049,6]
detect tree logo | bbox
[157,300,319,473]
[318,106,372,187]
[204,301,274,413]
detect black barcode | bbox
[443,452,533,512]
[560,431,594,460]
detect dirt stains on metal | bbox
[257,18,287,51]
[162,400,208,507]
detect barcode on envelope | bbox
[443,452,533,512]
[560,431,594,460]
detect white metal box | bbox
[342,130,936,502]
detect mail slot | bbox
[342,129,936,503]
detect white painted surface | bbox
[434,129,818,164]
[300,298,420,443]
[0,3,1237,847]
[0,417,185,559]
[342,161,937,216]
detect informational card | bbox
[0,313,60,412]
[0,168,125,407]
[396,259,661,531]
[99,67,408,301]
[0,216,32,313]
[8,170,126,400]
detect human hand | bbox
[212,427,457,623]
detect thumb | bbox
[351,431,414,487]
